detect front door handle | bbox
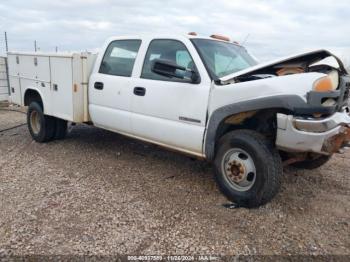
[94,82,104,90]
[134,87,146,96]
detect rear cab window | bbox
[99,40,141,77]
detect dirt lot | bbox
[0,105,349,257]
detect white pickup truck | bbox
[7,34,350,207]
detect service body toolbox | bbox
[7,52,97,122]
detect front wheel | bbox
[214,130,283,208]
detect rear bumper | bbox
[276,110,350,155]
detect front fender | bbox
[204,95,311,161]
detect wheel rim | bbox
[30,110,41,135]
[221,148,256,192]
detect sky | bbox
[0,0,349,66]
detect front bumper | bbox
[276,110,350,155]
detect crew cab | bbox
[7,33,350,207]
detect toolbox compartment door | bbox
[0,58,9,101]
[36,56,51,83]
[8,76,21,105]
[7,54,21,105]
[50,56,74,121]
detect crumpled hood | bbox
[219,49,347,84]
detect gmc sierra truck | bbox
[7,33,350,207]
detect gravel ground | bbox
[0,105,349,257]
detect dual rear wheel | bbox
[27,101,67,143]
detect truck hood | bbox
[219,49,347,84]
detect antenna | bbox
[241,33,250,46]
[34,40,37,52]
[4,31,10,96]
[4,31,8,52]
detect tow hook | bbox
[322,126,350,154]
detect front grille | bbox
[338,76,350,110]
[344,86,350,99]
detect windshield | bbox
[191,39,257,79]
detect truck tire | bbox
[54,118,68,140]
[27,102,55,142]
[291,155,331,170]
[214,130,283,208]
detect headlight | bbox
[313,76,333,92]
[313,70,339,92]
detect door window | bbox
[99,40,141,77]
[141,39,197,82]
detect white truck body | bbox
[7,34,350,157]
[8,52,97,122]
[6,34,350,207]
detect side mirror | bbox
[151,59,200,83]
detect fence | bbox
[0,56,9,101]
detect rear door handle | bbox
[134,87,146,96]
[94,82,104,90]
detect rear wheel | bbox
[214,130,283,208]
[27,102,55,142]
[54,118,67,140]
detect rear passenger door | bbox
[89,40,141,133]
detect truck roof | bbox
[7,51,94,58]
[7,34,242,56]
[103,33,242,46]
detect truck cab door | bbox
[88,40,142,134]
[131,39,211,156]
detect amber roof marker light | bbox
[188,32,198,36]
[210,34,230,42]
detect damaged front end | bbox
[219,49,350,117]
[276,109,350,155]
[219,49,350,156]
[323,126,350,154]
[271,51,350,156]
[218,49,348,85]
